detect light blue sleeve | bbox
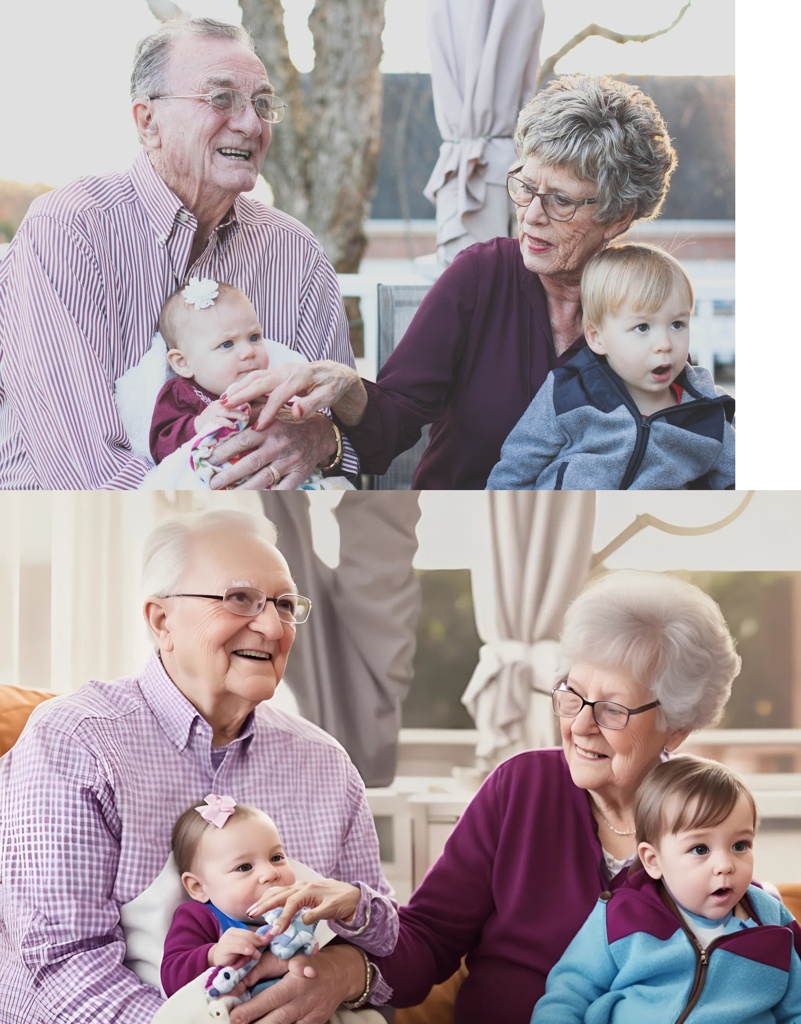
[775,909,801,1024]
[486,372,566,490]
[530,899,618,1023]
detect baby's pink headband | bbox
[196,793,236,828]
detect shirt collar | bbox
[130,151,240,245]
[138,649,257,753]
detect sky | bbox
[0,0,734,188]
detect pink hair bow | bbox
[196,793,237,828]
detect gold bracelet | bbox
[318,419,343,472]
[341,948,373,1011]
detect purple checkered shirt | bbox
[0,152,357,488]
[0,653,391,1022]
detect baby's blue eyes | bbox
[249,333,261,344]
[690,844,709,856]
[220,340,234,350]
[236,862,253,872]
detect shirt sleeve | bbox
[338,249,479,475]
[367,766,504,1008]
[486,372,564,489]
[531,899,618,1022]
[0,715,164,1023]
[328,881,399,957]
[149,379,204,464]
[0,215,152,489]
[160,904,218,997]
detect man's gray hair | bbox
[130,17,256,100]
[559,570,741,733]
[514,74,677,226]
[142,508,278,600]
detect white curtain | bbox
[462,491,596,773]
[1,491,261,694]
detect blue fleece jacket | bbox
[487,347,735,490]
[531,873,801,1023]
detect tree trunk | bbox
[239,0,386,272]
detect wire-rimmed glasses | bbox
[551,681,659,730]
[506,174,598,222]
[165,587,311,624]
[148,88,287,123]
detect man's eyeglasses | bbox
[165,587,311,623]
[551,682,659,730]
[506,174,598,222]
[149,89,287,124]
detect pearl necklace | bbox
[594,803,636,836]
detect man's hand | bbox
[228,944,366,1024]
[209,926,272,968]
[208,411,335,491]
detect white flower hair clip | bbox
[182,277,219,311]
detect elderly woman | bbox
[0,510,388,1024]
[236,569,743,1024]
[221,74,677,489]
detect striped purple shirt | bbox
[0,652,390,1022]
[0,152,357,488]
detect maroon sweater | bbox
[149,376,217,464]
[340,238,585,489]
[373,748,627,1023]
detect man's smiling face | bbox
[147,35,273,214]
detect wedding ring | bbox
[269,465,282,488]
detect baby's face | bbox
[587,281,691,413]
[642,792,755,920]
[172,293,270,395]
[184,811,296,923]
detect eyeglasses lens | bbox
[221,588,310,623]
[207,89,284,123]
[552,689,629,730]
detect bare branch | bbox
[145,0,183,22]
[538,1,692,85]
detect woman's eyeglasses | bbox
[164,587,311,623]
[551,681,658,730]
[506,174,598,222]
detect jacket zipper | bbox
[664,885,758,1023]
[613,387,733,490]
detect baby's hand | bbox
[194,400,250,434]
[208,926,271,968]
[246,879,361,937]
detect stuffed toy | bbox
[152,909,318,1023]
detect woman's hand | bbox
[228,944,364,1024]
[221,361,368,430]
[209,926,271,968]
[247,879,361,935]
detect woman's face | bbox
[154,528,296,717]
[515,156,628,285]
[559,661,689,808]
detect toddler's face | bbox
[640,791,755,920]
[586,281,691,413]
[171,293,270,395]
[183,811,296,923]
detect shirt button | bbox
[178,211,190,223]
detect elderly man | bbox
[0,17,355,489]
